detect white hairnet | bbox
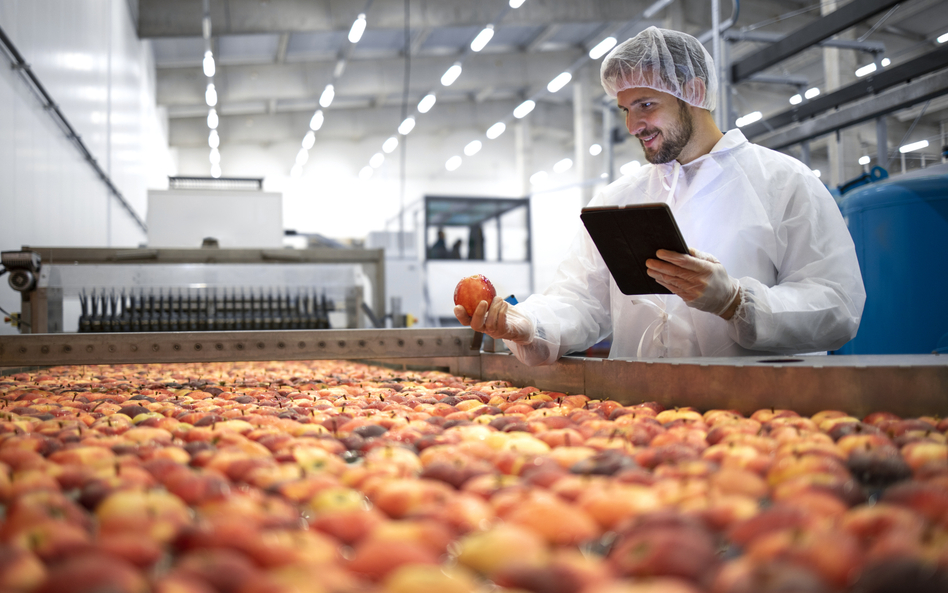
[600,26,717,112]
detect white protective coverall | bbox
[505,129,866,366]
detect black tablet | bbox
[580,203,690,295]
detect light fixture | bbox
[203,51,216,77]
[812,169,821,178]
[486,122,506,139]
[553,158,573,173]
[804,87,820,100]
[290,164,302,179]
[509,0,526,8]
[471,25,494,52]
[938,32,948,44]
[309,110,324,131]
[208,129,220,148]
[209,148,221,164]
[464,140,482,156]
[619,160,641,175]
[529,171,548,185]
[296,148,309,165]
[589,37,617,60]
[369,153,385,168]
[513,100,536,119]
[441,63,462,87]
[445,156,462,171]
[858,155,871,166]
[398,116,416,135]
[882,58,890,66]
[207,108,219,129]
[417,94,437,114]
[735,111,762,127]
[211,163,222,178]
[900,139,929,153]
[382,136,399,153]
[547,72,572,93]
[789,94,803,105]
[359,166,374,179]
[205,83,217,107]
[348,13,367,44]
[302,131,315,150]
[319,84,335,108]
[589,143,602,156]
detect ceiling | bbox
[139,0,948,163]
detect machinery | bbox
[2,246,385,334]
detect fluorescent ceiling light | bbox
[789,94,803,105]
[302,131,315,150]
[319,84,335,108]
[203,51,215,77]
[509,0,526,8]
[589,37,617,60]
[804,87,820,100]
[290,164,302,179]
[513,100,536,119]
[209,148,221,164]
[211,163,222,178]
[938,32,948,44]
[348,14,367,44]
[445,156,462,171]
[471,25,494,52]
[369,152,385,168]
[553,158,573,173]
[382,137,399,154]
[858,155,870,166]
[882,58,890,66]
[207,109,218,130]
[855,63,877,77]
[486,122,506,139]
[441,63,462,86]
[205,83,217,107]
[418,93,437,114]
[589,143,602,156]
[812,169,821,178]
[735,111,762,127]
[619,161,641,175]
[296,148,309,165]
[900,140,929,153]
[208,129,220,149]
[359,166,374,180]
[547,72,572,93]
[309,110,324,131]
[464,140,482,156]
[529,171,548,185]
[398,116,416,135]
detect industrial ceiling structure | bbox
[138,0,948,179]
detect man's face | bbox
[617,87,694,165]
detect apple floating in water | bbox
[454,274,496,317]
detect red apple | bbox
[453,274,497,316]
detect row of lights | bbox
[201,8,221,178]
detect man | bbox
[455,27,865,365]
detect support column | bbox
[801,142,811,168]
[942,120,946,164]
[821,0,858,187]
[603,104,616,184]
[876,117,888,170]
[573,64,594,207]
[515,118,533,197]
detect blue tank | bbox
[836,166,948,354]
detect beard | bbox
[639,100,694,164]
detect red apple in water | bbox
[454,274,497,316]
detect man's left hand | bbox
[645,249,741,319]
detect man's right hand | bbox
[454,296,534,344]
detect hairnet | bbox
[600,27,717,111]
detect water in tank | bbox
[836,164,948,354]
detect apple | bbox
[455,523,550,576]
[453,274,497,316]
[608,512,718,583]
[347,537,439,581]
[384,564,480,593]
[0,545,47,591]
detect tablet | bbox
[580,203,690,295]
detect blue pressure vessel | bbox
[837,167,948,354]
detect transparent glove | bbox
[646,249,741,317]
[454,296,535,344]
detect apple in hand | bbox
[454,274,497,317]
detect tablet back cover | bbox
[580,204,689,296]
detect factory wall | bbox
[0,0,174,335]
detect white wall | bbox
[0,0,173,335]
